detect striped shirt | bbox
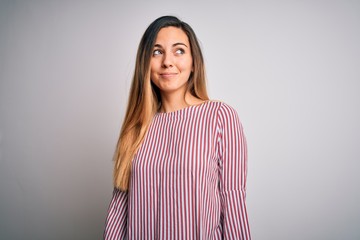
[104,101,251,239]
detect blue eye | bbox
[153,49,162,56]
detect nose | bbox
[162,52,173,68]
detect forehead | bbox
[155,27,189,45]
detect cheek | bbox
[179,57,193,71]
[150,61,158,77]
[150,58,160,69]
[150,61,155,72]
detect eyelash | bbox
[153,49,162,56]
[175,48,185,54]
[152,48,185,56]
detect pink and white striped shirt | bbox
[104,101,251,239]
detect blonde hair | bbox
[114,16,209,191]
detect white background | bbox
[1,1,359,239]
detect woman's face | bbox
[150,26,193,97]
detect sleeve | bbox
[217,103,251,240]
[103,188,128,240]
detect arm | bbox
[103,188,128,240]
[217,103,251,240]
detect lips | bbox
[159,72,178,78]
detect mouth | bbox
[160,72,178,78]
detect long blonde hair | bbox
[114,16,209,191]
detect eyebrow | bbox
[154,42,188,48]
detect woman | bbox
[104,16,251,239]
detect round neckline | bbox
[155,100,212,116]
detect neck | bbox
[160,90,188,113]
[159,91,205,113]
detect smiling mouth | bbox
[160,73,178,78]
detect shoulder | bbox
[193,100,242,124]
[203,100,236,111]
[207,100,240,119]
[210,101,243,129]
